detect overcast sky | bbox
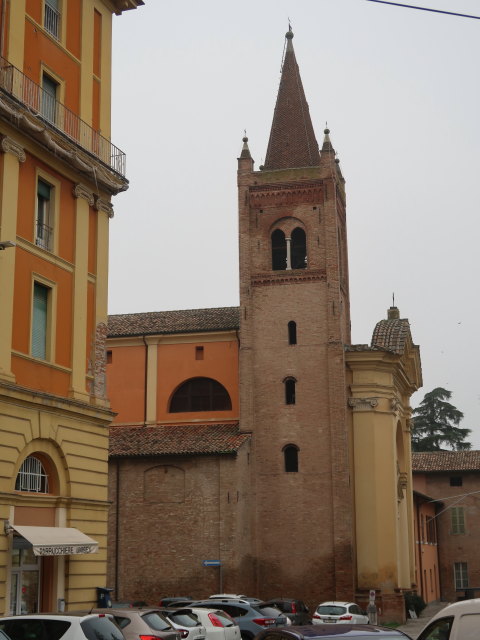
[109,0,480,447]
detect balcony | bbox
[0,57,126,177]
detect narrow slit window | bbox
[284,445,299,472]
[285,378,296,405]
[195,346,204,360]
[288,321,297,345]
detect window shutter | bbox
[32,283,48,359]
[37,180,51,200]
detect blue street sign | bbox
[202,560,222,567]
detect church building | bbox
[107,30,422,622]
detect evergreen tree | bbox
[412,387,472,452]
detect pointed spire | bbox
[264,30,320,170]
[321,127,334,154]
[240,135,251,159]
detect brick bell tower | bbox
[237,30,355,602]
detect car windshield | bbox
[81,617,125,640]
[143,612,174,631]
[0,619,71,640]
[316,605,347,616]
[169,612,200,627]
[259,606,283,617]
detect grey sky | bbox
[109,0,480,446]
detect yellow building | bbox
[0,0,143,615]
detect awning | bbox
[12,525,98,556]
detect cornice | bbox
[251,269,326,287]
[249,181,324,208]
[95,197,114,218]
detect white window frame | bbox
[44,0,62,42]
[451,506,465,535]
[454,562,468,590]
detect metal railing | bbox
[44,3,60,40]
[35,222,53,251]
[0,57,126,176]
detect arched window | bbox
[284,445,299,472]
[288,321,297,345]
[170,377,232,413]
[15,456,50,493]
[271,229,287,270]
[291,227,307,269]
[284,378,296,405]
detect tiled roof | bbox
[109,423,250,457]
[371,317,411,354]
[108,306,240,338]
[412,451,480,472]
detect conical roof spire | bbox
[263,30,320,170]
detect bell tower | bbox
[238,30,355,602]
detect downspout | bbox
[142,335,148,426]
[114,458,120,599]
[416,499,424,599]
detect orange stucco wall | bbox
[24,19,80,115]
[157,340,239,422]
[107,345,146,424]
[107,339,240,425]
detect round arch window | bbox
[169,377,232,413]
[15,455,50,493]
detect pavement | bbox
[396,601,449,639]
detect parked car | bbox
[209,596,263,605]
[159,608,207,640]
[93,607,181,640]
[312,602,369,625]
[416,598,480,640]
[160,598,194,607]
[0,613,125,640]
[262,599,311,626]
[0,631,11,640]
[185,600,288,640]
[253,625,412,640]
[185,608,241,640]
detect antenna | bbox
[392,292,395,307]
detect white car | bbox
[312,601,369,625]
[0,613,125,639]
[187,608,241,640]
[161,608,207,640]
[417,598,480,640]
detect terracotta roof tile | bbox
[371,317,411,354]
[412,451,480,472]
[109,423,250,457]
[264,32,320,170]
[108,307,240,338]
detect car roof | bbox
[0,614,108,621]
[317,602,354,607]
[428,597,480,620]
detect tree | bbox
[411,387,472,452]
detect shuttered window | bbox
[451,507,465,535]
[32,283,49,360]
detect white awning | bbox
[12,525,98,556]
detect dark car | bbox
[93,607,181,640]
[183,600,288,640]
[262,600,311,626]
[253,625,412,640]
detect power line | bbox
[365,0,480,20]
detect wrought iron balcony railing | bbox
[35,222,53,251]
[0,57,126,176]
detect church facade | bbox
[107,31,422,622]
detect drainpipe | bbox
[142,335,148,426]
[416,499,424,599]
[114,459,120,599]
